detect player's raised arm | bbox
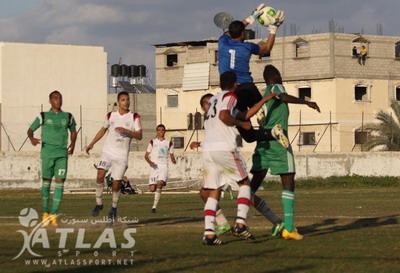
[278,93,321,113]
[236,92,278,121]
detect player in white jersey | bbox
[201,71,277,245]
[145,124,176,213]
[86,91,143,223]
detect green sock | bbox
[282,190,295,232]
[41,181,51,213]
[51,182,64,214]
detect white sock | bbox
[153,188,161,209]
[204,197,218,236]
[216,209,228,226]
[236,185,251,225]
[112,190,121,208]
[95,183,104,206]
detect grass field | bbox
[0,177,399,273]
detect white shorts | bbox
[201,150,248,190]
[149,164,168,185]
[97,152,128,180]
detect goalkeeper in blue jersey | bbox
[218,3,285,143]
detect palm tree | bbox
[362,100,400,151]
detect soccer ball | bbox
[257,7,277,27]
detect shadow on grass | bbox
[300,214,399,237]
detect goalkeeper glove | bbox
[268,10,285,34]
[245,3,265,24]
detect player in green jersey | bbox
[27,90,77,227]
[251,65,320,240]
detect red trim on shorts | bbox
[237,198,250,206]
[204,210,216,216]
[230,151,247,179]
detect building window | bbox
[167,94,178,108]
[171,137,184,149]
[395,42,400,58]
[299,87,311,101]
[214,50,218,63]
[354,130,370,145]
[396,87,400,101]
[167,54,178,67]
[355,86,368,101]
[187,113,193,130]
[295,41,309,58]
[299,132,316,145]
[194,112,203,130]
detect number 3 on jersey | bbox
[229,49,236,69]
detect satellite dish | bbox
[213,12,234,29]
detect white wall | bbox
[0,41,108,153]
[1,151,399,189]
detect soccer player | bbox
[218,4,285,143]
[86,91,142,224]
[201,71,277,245]
[192,93,284,238]
[27,90,77,227]
[251,65,320,240]
[145,124,177,213]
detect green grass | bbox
[0,178,399,273]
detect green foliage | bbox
[363,100,400,151]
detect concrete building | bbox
[154,33,400,152]
[0,41,107,153]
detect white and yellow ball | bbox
[257,6,277,27]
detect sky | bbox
[0,0,399,85]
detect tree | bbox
[363,100,400,151]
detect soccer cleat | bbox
[256,108,266,126]
[202,236,226,246]
[215,223,231,235]
[42,213,50,227]
[272,124,289,148]
[108,208,117,225]
[49,214,58,227]
[91,204,104,217]
[282,228,304,240]
[151,208,156,213]
[271,222,285,237]
[232,224,255,240]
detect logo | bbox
[13,208,138,264]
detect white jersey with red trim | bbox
[102,111,142,158]
[146,138,174,165]
[202,91,238,151]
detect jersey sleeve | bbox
[146,140,153,153]
[69,114,77,132]
[272,84,286,95]
[28,115,41,131]
[102,112,112,129]
[133,113,142,131]
[221,92,238,113]
[247,42,260,55]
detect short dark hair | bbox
[229,21,245,39]
[49,90,61,99]
[156,124,166,130]
[117,91,129,101]
[200,93,213,107]
[220,71,237,90]
[263,65,282,85]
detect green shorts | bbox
[251,141,296,175]
[41,157,68,180]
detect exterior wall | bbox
[1,151,399,189]
[155,33,400,152]
[0,42,107,153]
